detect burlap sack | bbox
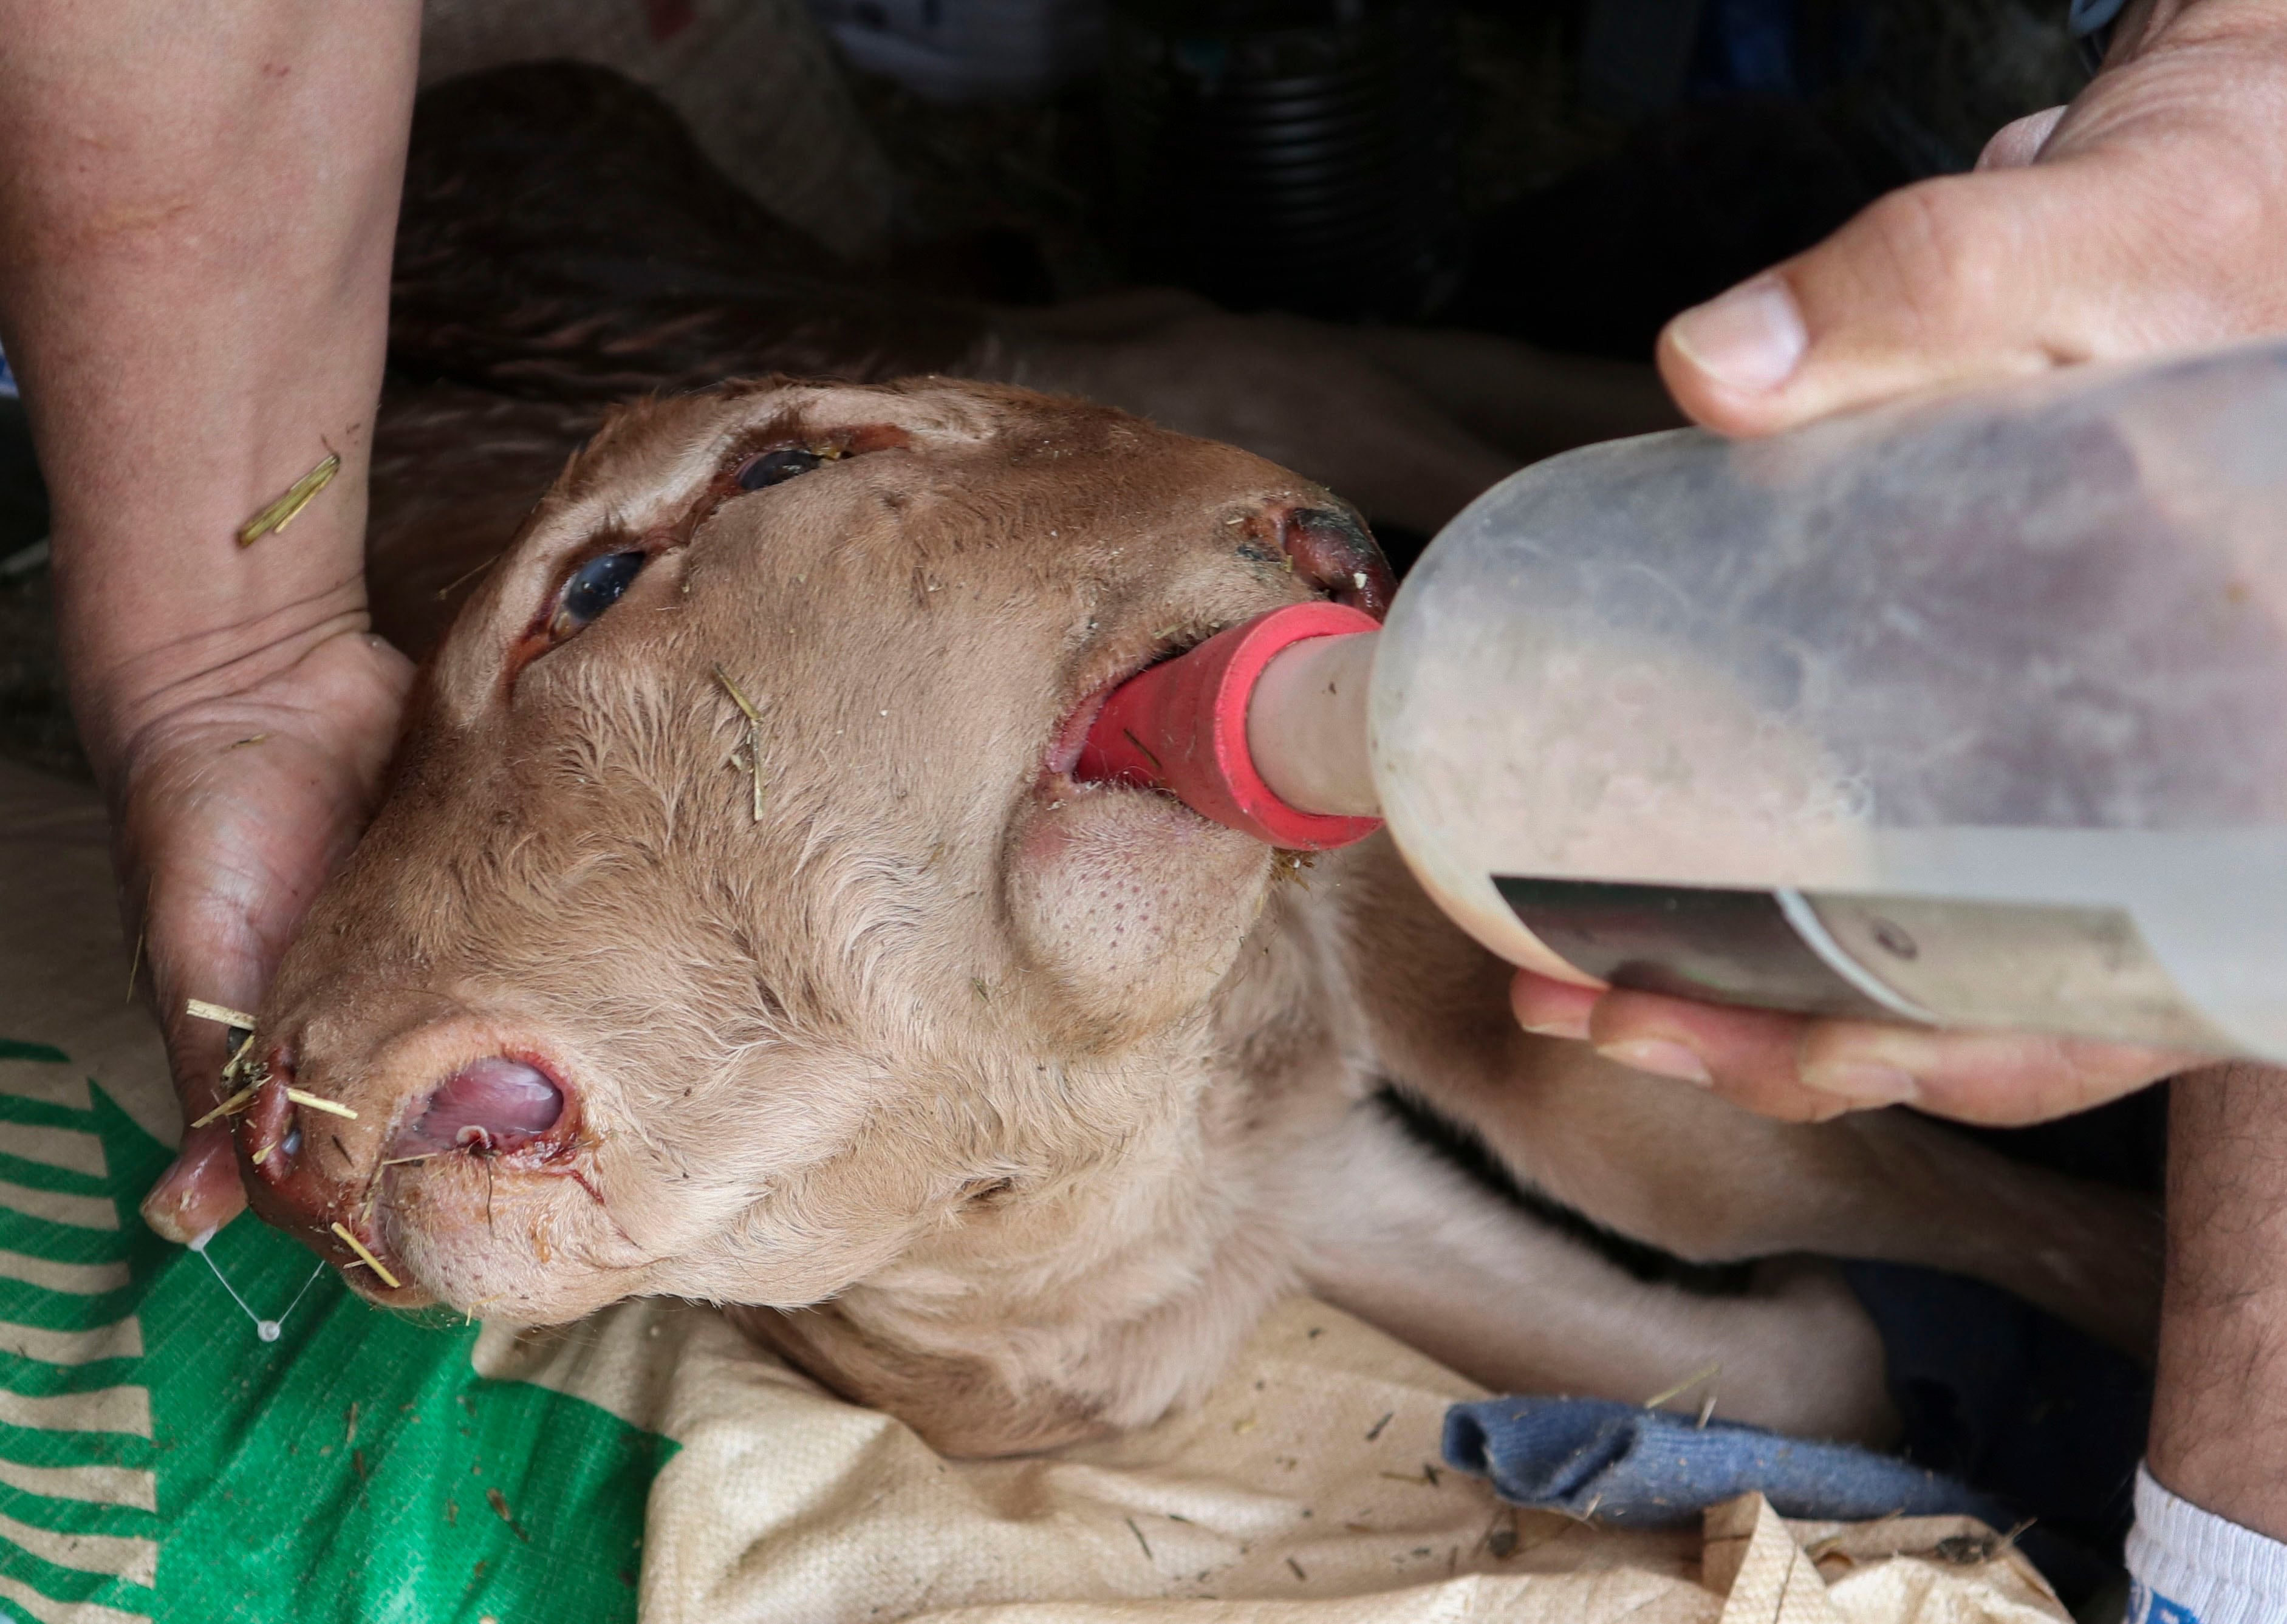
[418,0,900,260]
[0,756,2070,1623]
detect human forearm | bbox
[0,1,422,1240]
[0,0,420,778]
[2149,1064,2287,1542]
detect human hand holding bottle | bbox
[1530,0,2287,1125]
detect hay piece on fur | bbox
[435,550,504,602]
[1270,849,1316,890]
[330,1222,403,1289]
[713,663,763,724]
[712,664,766,822]
[238,452,341,546]
[287,1088,359,1121]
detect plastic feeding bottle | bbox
[1078,338,2287,1060]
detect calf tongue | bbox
[1074,602,1384,851]
[393,1057,564,1156]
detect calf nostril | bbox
[245,1071,301,1183]
[394,1057,565,1158]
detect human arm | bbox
[2147,1063,2287,1542]
[0,0,423,1238]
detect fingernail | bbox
[139,1144,244,1245]
[1519,1013,1593,1041]
[1596,1039,1714,1087]
[1800,1060,1920,1107]
[138,1169,199,1244]
[1668,276,1809,395]
[1511,974,1599,1042]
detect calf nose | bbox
[243,1059,322,1199]
[238,1057,414,1292]
[389,1057,565,1158]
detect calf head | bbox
[248,377,1390,1325]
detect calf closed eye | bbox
[547,550,648,641]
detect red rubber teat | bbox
[1075,602,1384,850]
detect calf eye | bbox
[548,550,646,640]
[737,447,823,490]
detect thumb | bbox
[135,907,256,1244]
[1653,157,2134,437]
[1977,104,2068,171]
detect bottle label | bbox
[1492,875,2238,1049]
[1491,877,1907,1021]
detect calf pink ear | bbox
[1273,507,1395,617]
[1075,604,1383,851]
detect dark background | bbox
[0,0,2090,783]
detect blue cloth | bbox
[1441,1395,2012,1529]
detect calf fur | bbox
[245,378,2161,1457]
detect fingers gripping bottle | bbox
[1079,339,2287,1059]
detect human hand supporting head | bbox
[1536,0,2278,1124]
[103,629,411,1243]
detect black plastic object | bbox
[1106,0,1463,321]
[0,398,44,557]
[1492,875,1902,1022]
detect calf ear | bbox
[1001,801,1268,1048]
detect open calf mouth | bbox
[1043,501,1394,779]
[388,1056,570,1160]
[1045,625,1216,780]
